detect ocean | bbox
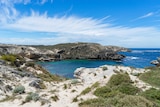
[39,48,160,78]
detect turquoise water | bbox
[39,48,160,78]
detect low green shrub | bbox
[13,85,25,94]
[91,82,100,89]
[94,86,119,98]
[139,67,160,87]
[79,95,154,107]
[80,87,91,95]
[1,54,16,63]
[102,66,108,71]
[141,88,160,106]
[37,72,63,82]
[24,93,40,103]
[116,83,140,95]
[71,79,80,84]
[108,73,131,87]
[72,96,78,102]
[1,54,25,67]
[50,95,59,102]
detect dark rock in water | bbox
[151,60,159,65]
[151,57,160,66]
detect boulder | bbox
[151,60,159,65]
[29,79,42,89]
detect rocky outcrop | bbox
[151,57,160,66]
[49,42,127,60]
[0,43,128,61]
[0,44,59,62]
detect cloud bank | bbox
[0,0,160,48]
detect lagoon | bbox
[39,48,160,78]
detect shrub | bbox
[1,54,25,67]
[50,95,59,102]
[37,72,63,82]
[25,62,35,67]
[24,93,40,103]
[108,73,131,87]
[63,84,67,89]
[71,79,80,84]
[116,83,140,95]
[141,88,160,106]
[91,82,100,89]
[94,86,119,98]
[139,67,160,87]
[116,95,154,107]
[102,66,108,71]
[1,54,16,63]
[80,87,91,95]
[72,96,78,102]
[79,95,154,107]
[13,85,25,94]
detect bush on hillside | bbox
[13,85,25,94]
[108,73,131,87]
[141,88,160,106]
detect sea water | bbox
[39,48,160,78]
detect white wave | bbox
[126,56,139,60]
[132,50,160,53]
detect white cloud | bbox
[139,12,154,19]
[0,1,160,47]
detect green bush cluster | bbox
[79,94,154,107]
[80,73,144,107]
[80,87,91,95]
[1,54,25,67]
[141,88,160,106]
[102,66,108,71]
[1,54,16,63]
[50,95,59,102]
[24,93,40,103]
[37,72,64,82]
[13,85,25,94]
[108,73,131,87]
[139,67,160,87]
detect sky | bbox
[0,0,160,48]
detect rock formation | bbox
[151,57,160,66]
[0,44,59,62]
[0,43,129,61]
[43,42,128,60]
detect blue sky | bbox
[0,0,160,48]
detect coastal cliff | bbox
[0,43,128,62]
[34,42,129,61]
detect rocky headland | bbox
[33,42,130,61]
[0,43,129,62]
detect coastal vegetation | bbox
[139,67,160,87]
[79,73,159,107]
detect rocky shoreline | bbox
[0,43,129,62]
